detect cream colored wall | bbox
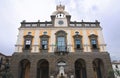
[97,29,106,52]
[15,29,24,52]
[82,29,90,52]
[54,18,68,27]
[15,27,106,53]
[32,30,40,53]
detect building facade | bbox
[112,60,120,78]
[0,52,7,73]
[0,52,11,78]
[0,52,11,70]
[11,5,113,78]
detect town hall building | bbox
[10,5,113,78]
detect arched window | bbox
[89,34,99,51]
[73,34,83,52]
[56,12,65,18]
[55,30,67,52]
[40,35,49,52]
[23,35,33,51]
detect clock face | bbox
[58,20,64,25]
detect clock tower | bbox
[51,5,71,27]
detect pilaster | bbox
[86,59,94,78]
[30,59,37,78]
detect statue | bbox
[59,66,65,75]
[70,75,74,78]
[50,76,54,78]
[57,66,67,78]
[60,73,64,78]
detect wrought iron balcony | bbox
[54,46,70,55]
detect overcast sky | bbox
[0,0,120,60]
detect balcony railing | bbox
[54,45,70,55]
[54,46,69,52]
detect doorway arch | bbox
[20,59,30,78]
[75,59,87,78]
[37,59,49,78]
[93,58,104,78]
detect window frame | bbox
[55,30,67,52]
[23,35,34,51]
[40,35,49,50]
[89,34,99,51]
[73,34,83,50]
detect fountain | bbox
[57,66,67,78]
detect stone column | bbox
[68,59,75,78]
[49,59,57,78]
[30,59,37,78]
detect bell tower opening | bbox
[51,4,71,27]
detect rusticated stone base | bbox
[10,52,113,78]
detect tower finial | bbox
[59,0,61,5]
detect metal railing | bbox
[54,46,70,52]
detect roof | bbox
[0,52,6,57]
[112,60,120,64]
[0,52,12,57]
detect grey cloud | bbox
[0,0,120,60]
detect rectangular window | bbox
[70,24,75,26]
[25,24,31,27]
[47,24,52,26]
[40,24,45,27]
[25,40,31,49]
[42,40,48,49]
[115,65,118,68]
[91,39,97,49]
[57,37,66,51]
[91,24,96,27]
[75,39,81,49]
[85,24,90,27]
[91,39,96,44]
[28,32,31,35]
[26,40,31,45]
[32,24,37,27]
[76,24,82,27]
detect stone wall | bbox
[10,52,113,78]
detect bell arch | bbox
[75,59,87,78]
[37,59,49,78]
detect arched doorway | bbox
[37,59,49,78]
[20,59,30,78]
[75,59,87,78]
[93,59,104,78]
